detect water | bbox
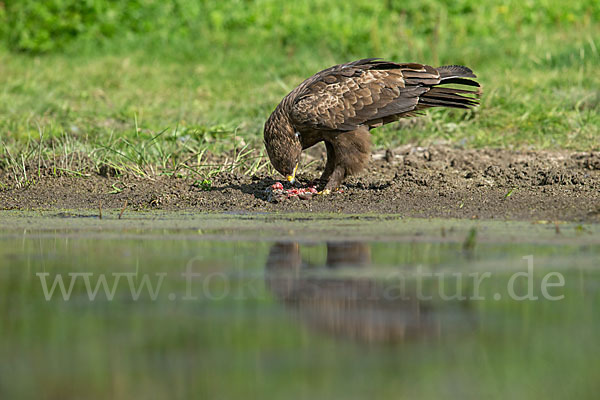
[1,211,599,399]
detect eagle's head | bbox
[264,111,302,183]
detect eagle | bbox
[264,58,481,194]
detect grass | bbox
[1,0,599,186]
[0,124,274,188]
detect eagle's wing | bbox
[290,59,477,131]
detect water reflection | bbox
[265,241,475,343]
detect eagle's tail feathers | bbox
[436,65,476,79]
[418,66,481,110]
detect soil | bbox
[1,145,599,222]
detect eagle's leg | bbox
[322,126,371,192]
[319,141,336,184]
[322,166,346,193]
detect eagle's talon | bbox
[317,189,332,195]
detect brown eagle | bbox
[264,58,481,193]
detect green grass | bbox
[1,0,599,184]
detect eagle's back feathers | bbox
[284,59,480,133]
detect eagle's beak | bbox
[286,163,298,184]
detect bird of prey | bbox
[264,58,481,194]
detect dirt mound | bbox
[1,145,599,221]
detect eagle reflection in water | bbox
[265,242,475,343]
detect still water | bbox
[1,211,599,399]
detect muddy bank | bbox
[1,145,599,222]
